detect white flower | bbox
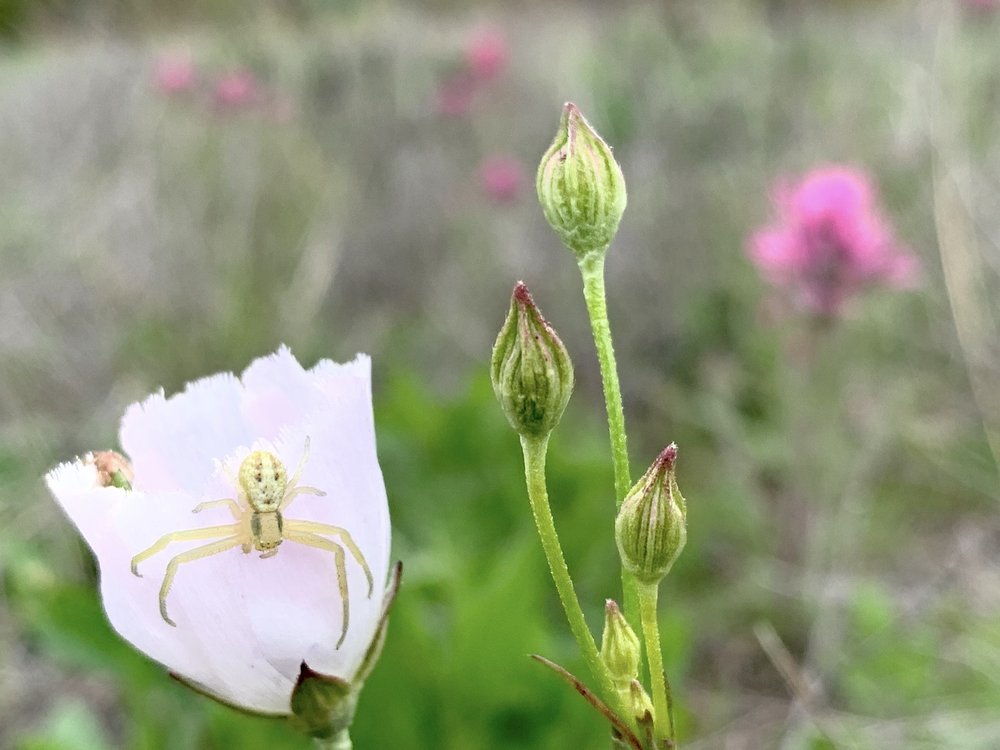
[45,347,392,716]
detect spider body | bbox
[240,449,286,512]
[249,509,284,554]
[130,439,373,647]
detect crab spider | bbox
[130,438,374,648]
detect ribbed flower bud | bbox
[536,102,627,261]
[615,444,687,585]
[628,679,655,724]
[491,281,574,439]
[600,599,641,687]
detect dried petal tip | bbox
[491,281,574,439]
[536,102,627,261]
[600,599,641,688]
[615,444,687,585]
[88,450,134,490]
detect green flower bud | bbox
[600,599,641,687]
[290,662,356,740]
[89,450,134,490]
[615,444,687,585]
[491,281,574,439]
[628,679,655,725]
[536,102,627,261]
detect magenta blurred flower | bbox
[434,26,508,117]
[214,69,261,108]
[154,53,197,96]
[479,154,525,203]
[749,166,919,316]
[46,348,392,715]
[465,26,508,82]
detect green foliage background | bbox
[2,1,1000,748]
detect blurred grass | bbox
[2,1,1000,748]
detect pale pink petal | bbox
[47,348,392,715]
[240,347,373,438]
[46,462,205,681]
[120,373,250,494]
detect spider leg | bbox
[283,520,373,596]
[214,458,240,490]
[279,485,326,510]
[284,530,350,648]
[191,499,243,520]
[286,436,311,489]
[131,524,241,576]
[159,536,243,626]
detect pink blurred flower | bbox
[465,26,508,82]
[479,154,525,203]
[46,348,392,714]
[961,0,1000,12]
[748,166,919,316]
[154,54,197,96]
[213,69,261,108]
[436,71,478,118]
[434,26,508,117]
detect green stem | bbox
[520,434,631,727]
[314,730,351,750]
[578,252,639,628]
[637,582,674,746]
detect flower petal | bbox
[47,348,392,715]
[120,372,251,495]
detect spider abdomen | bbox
[239,450,288,512]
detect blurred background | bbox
[2,0,1000,747]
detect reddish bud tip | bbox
[512,280,533,305]
[659,443,678,469]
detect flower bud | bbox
[491,281,574,439]
[628,679,655,724]
[536,102,627,261]
[600,599,641,687]
[88,450,134,490]
[290,662,356,740]
[615,444,687,585]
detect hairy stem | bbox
[578,252,639,629]
[314,730,351,750]
[520,434,631,728]
[638,582,674,746]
